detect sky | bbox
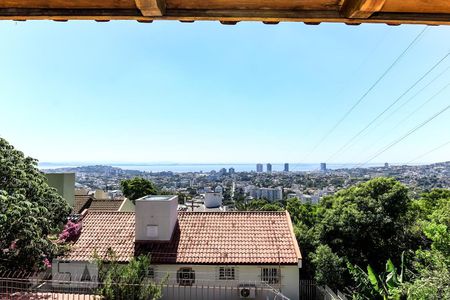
[0,21,449,165]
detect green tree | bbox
[0,137,71,270]
[309,245,345,289]
[286,197,317,227]
[316,178,414,273]
[404,189,450,299]
[120,177,158,203]
[405,249,450,300]
[235,199,283,211]
[96,250,165,300]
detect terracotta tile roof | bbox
[74,195,93,214]
[63,211,301,265]
[137,211,301,265]
[88,199,124,212]
[63,212,135,262]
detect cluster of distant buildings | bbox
[256,163,290,173]
[256,163,328,173]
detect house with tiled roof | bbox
[74,193,134,214]
[74,194,93,213]
[52,195,302,299]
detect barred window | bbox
[261,268,279,284]
[218,267,235,280]
[177,267,195,286]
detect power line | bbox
[355,65,450,142]
[326,50,450,162]
[355,104,450,167]
[391,81,450,131]
[407,140,450,164]
[304,26,428,159]
[352,80,450,161]
[296,29,391,142]
[291,29,392,169]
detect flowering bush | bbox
[42,258,52,269]
[59,220,82,242]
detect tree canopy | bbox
[0,137,71,270]
[238,177,450,298]
[120,177,158,203]
[281,178,450,299]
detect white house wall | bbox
[153,264,299,300]
[51,261,299,300]
[52,260,98,288]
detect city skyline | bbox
[1,22,449,164]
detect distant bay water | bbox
[38,162,383,173]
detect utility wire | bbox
[355,104,450,167]
[407,140,450,164]
[353,65,450,143]
[291,28,391,170]
[353,80,450,162]
[326,51,450,162]
[304,26,428,159]
[391,81,450,132]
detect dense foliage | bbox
[238,177,450,299]
[96,250,164,300]
[120,177,158,203]
[0,137,71,270]
[235,198,284,211]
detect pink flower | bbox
[43,258,51,268]
[10,240,17,250]
[59,220,82,242]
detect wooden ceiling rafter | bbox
[135,0,165,16]
[0,0,449,25]
[340,0,387,19]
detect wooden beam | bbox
[0,8,449,26]
[135,0,165,16]
[341,0,387,18]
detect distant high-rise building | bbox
[229,167,235,174]
[284,163,289,172]
[320,163,327,172]
[267,163,272,173]
[219,168,227,175]
[384,162,389,168]
[256,164,263,172]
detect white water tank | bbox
[135,195,178,241]
[204,192,223,208]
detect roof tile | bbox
[63,211,301,265]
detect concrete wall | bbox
[94,189,108,199]
[45,173,75,208]
[153,264,299,300]
[52,260,98,288]
[51,261,299,299]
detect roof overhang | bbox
[1,0,450,25]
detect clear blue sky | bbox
[0,21,449,165]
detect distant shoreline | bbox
[38,162,394,173]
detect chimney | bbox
[135,195,178,242]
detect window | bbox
[261,268,280,284]
[177,267,195,286]
[218,267,235,280]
